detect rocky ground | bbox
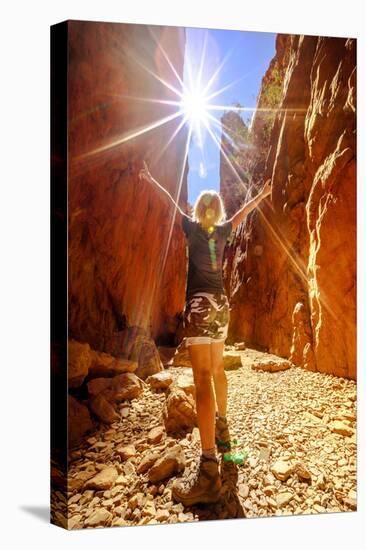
[52,346,357,530]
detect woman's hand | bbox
[138,160,153,183]
[261,178,272,199]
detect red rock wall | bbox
[220,111,250,219]
[68,21,188,351]
[223,35,356,379]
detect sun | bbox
[180,88,209,126]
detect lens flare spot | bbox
[199,161,207,178]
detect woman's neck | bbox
[199,221,216,234]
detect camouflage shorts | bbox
[183,292,231,347]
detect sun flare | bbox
[180,88,209,125]
[72,29,309,295]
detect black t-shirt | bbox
[181,215,233,300]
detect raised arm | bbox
[228,179,272,231]
[138,161,190,219]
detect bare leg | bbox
[211,340,227,417]
[187,343,215,449]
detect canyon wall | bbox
[68,21,188,351]
[220,111,250,219]
[223,34,356,379]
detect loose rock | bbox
[146,371,174,391]
[163,387,197,434]
[147,426,165,444]
[271,460,295,481]
[68,396,93,448]
[89,350,137,378]
[84,508,112,527]
[329,420,354,437]
[148,445,186,483]
[84,467,118,491]
[89,393,120,424]
[276,492,294,507]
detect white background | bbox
[0,0,364,547]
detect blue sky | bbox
[183,28,276,205]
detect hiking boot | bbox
[171,454,222,506]
[215,413,232,452]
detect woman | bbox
[139,161,271,506]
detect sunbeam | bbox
[147,27,187,91]
[153,115,189,164]
[201,46,235,97]
[159,124,194,280]
[203,114,250,194]
[70,27,312,296]
[205,71,255,103]
[197,30,209,91]
[73,109,185,162]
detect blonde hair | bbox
[192,190,227,227]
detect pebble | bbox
[84,467,118,491]
[271,460,295,481]
[50,349,356,529]
[84,508,112,527]
[276,492,294,507]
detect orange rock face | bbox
[223,35,356,379]
[68,21,188,351]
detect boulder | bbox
[87,372,144,403]
[137,452,160,474]
[174,374,195,398]
[163,387,197,434]
[68,340,91,388]
[89,393,120,424]
[252,356,293,372]
[223,352,242,370]
[129,335,164,380]
[88,349,137,379]
[171,342,192,368]
[68,395,93,448]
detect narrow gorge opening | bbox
[52,21,357,528]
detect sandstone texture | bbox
[222,35,356,379]
[68,21,188,351]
